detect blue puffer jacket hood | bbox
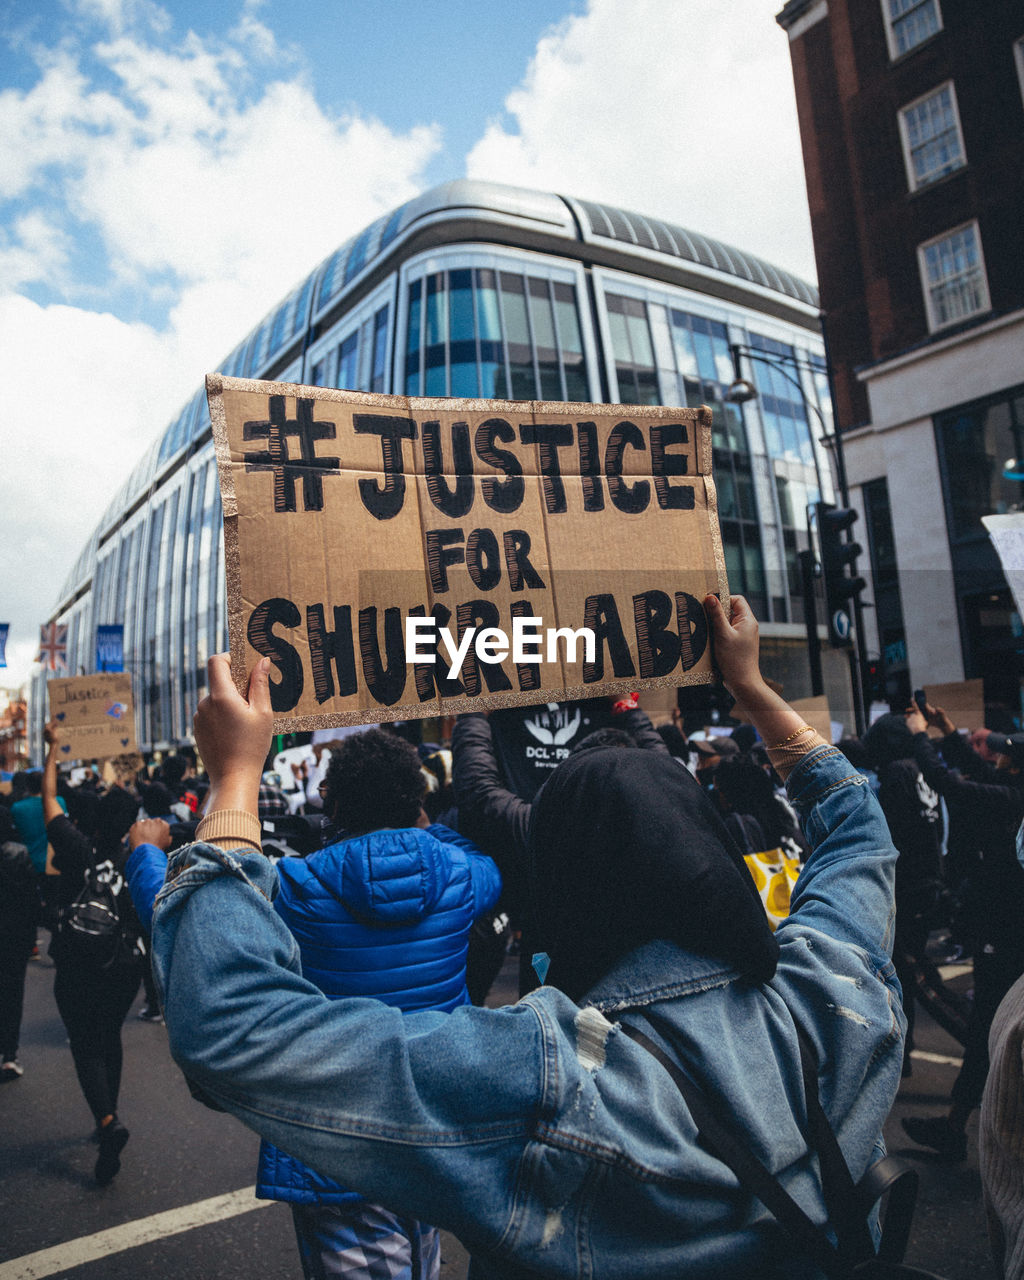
[256,822,501,1205]
[303,827,449,926]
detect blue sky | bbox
[0,0,813,687]
[0,0,590,315]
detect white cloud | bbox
[1,25,440,297]
[0,293,186,670]
[0,3,442,690]
[465,0,815,282]
[227,6,278,61]
[0,211,70,290]
[67,0,172,40]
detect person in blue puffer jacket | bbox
[127,727,501,1280]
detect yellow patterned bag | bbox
[744,849,801,930]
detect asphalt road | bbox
[0,951,992,1279]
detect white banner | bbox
[981,513,1024,619]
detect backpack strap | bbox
[619,1015,922,1276]
[792,1023,877,1265]
[856,1156,919,1264]
[791,1025,920,1266]
[618,1021,849,1279]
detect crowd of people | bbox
[1,593,1024,1278]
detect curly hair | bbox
[322,729,426,835]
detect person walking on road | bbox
[0,807,39,1082]
[40,722,144,1185]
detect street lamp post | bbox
[725,342,867,734]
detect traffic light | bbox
[816,502,867,647]
[864,659,884,704]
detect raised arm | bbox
[613,701,671,755]
[706,594,897,961]
[125,819,172,932]
[189,654,274,852]
[907,704,1020,819]
[42,722,92,883]
[704,594,825,773]
[451,714,532,858]
[41,721,65,825]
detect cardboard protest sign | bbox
[102,752,146,786]
[48,673,138,761]
[207,375,729,730]
[924,679,985,733]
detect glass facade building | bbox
[34,179,834,752]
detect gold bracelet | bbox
[768,725,814,751]
[195,808,262,851]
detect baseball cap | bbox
[986,732,1024,765]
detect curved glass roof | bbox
[88,179,817,561]
[572,198,819,308]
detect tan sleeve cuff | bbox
[195,809,262,851]
[766,730,830,781]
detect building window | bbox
[936,385,1024,541]
[918,222,990,331]
[898,82,965,190]
[748,334,818,468]
[499,273,534,400]
[609,295,767,614]
[403,268,589,402]
[882,0,942,59]
[606,294,659,405]
[343,226,373,286]
[370,306,389,392]
[667,309,748,453]
[268,297,293,357]
[336,331,359,390]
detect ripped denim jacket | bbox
[152,745,904,1280]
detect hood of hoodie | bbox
[300,826,448,927]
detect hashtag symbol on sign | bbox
[243,396,340,513]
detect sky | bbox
[0,0,815,690]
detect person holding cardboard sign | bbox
[149,596,907,1278]
[40,721,144,1185]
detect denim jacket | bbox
[152,745,904,1279]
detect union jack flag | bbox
[38,622,68,672]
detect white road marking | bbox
[911,1049,964,1068]
[0,1186,272,1280]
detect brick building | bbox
[778,0,1024,720]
